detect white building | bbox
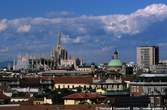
[129,73,167,107]
[13,56,29,70]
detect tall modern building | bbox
[136,46,159,68]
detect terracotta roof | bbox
[20,78,40,87]
[53,76,92,84]
[63,92,106,100]
[0,77,18,82]
[0,105,107,110]
[64,104,108,110]
[122,76,134,82]
[40,76,53,80]
[0,91,10,99]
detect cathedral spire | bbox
[56,32,62,48]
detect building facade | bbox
[63,92,106,105]
[13,32,70,71]
[52,32,68,65]
[136,46,159,68]
[129,73,167,107]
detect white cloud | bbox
[73,37,82,43]
[47,11,75,18]
[0,19,7,32]
[158,42,167,47]
[100,4,167,36]
[1,3,167,37]
[17,24,31,33]
[62,35,85,44]
[0,47,9,53]
[101,46,113,52]
[30,17,62,25]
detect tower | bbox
[56,32,62,49]
[53,32,68,65]
[112,50,119,59]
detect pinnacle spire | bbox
[56,32,62,48]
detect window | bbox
[84,85,86,89]
[161,88,164,93]
[117,85,119,89]
[148,88,151,94]
[106,85,108,89]
[136,86,139,92]
[132,86,136,92]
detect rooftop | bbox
[128,82,167,85]
[53,76,92,84]
[0,91,10,99]
[138,45,159,48]
[0,105,107,110]
[39,70,90,75]
[20,78,40,87]
[63,92,106,100]
[108,59,122,67]
[139,73,167,77]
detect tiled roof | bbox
[0,105,107,110]
[0,77,18,82]
[0,91,10,99]
[122,76,134,82]
[63,92,106,99]
[20,78,40,87]
[53,76,92,84]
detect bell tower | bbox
[112,49,119,59]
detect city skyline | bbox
[0,1,167,63]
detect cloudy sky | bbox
[0,0,167,63]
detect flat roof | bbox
[129,82,167,86]
[39,70,90,75]
[138,45,159,48]
[139,73,167,77]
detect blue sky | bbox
[1,0,167,17]
[0,0,167,63]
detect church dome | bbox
[108,59,122,67]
